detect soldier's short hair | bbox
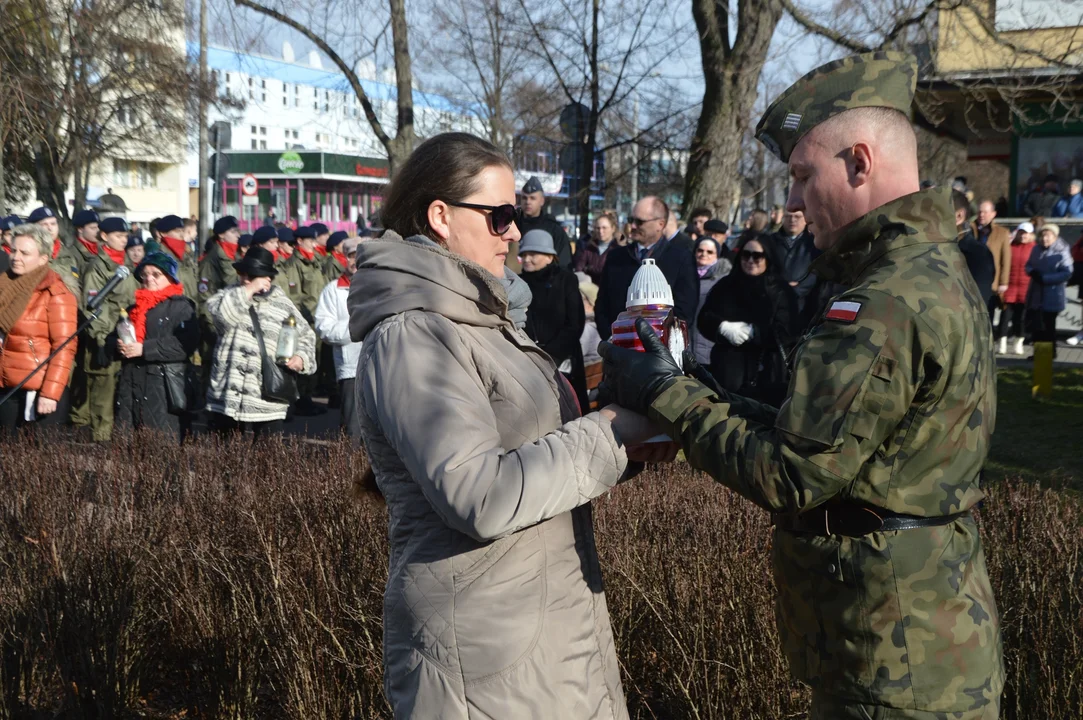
[11,223,51,257]
[810,106,915,156]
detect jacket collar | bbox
[808,187,956,285]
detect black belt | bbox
[773,505,972,538]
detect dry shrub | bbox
[0,431,1078,718]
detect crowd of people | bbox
[2,137,1083,444]
[3,163,1080,439]
[0,209,363,439]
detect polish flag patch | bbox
[825,301,861,323]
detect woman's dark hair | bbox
[734,233,773,276]
[380,133,513,242]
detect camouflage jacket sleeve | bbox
[649,288,933,514]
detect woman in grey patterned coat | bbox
[205,246,316,437]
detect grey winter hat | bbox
[518,228,556,256]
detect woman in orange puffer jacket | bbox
[0,224,77,433]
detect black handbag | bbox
[249,306,299,404]
[161,362,196,415]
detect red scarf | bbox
[103,245,126,266]
[332,251,347,268]
[336,273,351,288]
[218,239,239,260]
[315,245,328,257]
[129,282,184,342]
[279,245,293,259]
[296,246,315,262]
[52,238,61,259]
[161,236,187,261]
[78,236,98,256]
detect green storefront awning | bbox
[221,150,390,182]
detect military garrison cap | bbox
[755,50,917,163]
[522,176,544,195]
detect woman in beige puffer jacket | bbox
[348,133,662,719]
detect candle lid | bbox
[625,258,674,308]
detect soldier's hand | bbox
[597,317,681,415]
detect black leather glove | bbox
[596,317,682,415]
[681,350,731,402]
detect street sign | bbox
[241,174,258,196]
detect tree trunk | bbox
[684,0,783,218]
[0,128,6,216]
[388,0,416,173]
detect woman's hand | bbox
[285,354,304,372]
[243,276,272,297]
[36,396,57,416]
[599,404,666,446]
[118,341,143,358]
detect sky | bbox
[192,0,842,122]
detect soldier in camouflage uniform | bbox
[155,215,199,299]
[598,51,1003,719]
[81,217,138,442]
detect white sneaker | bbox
[1068,332,1083,347]
[1013,337,1025,356]
[997,336,1008,355]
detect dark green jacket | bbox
[649,187,1003,712]
[198,241,239,324]
[160,241,199,300]
[82,249,138,373]
[282,250,323,324]
[55,238,98,301]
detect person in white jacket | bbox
[314,237,363,437]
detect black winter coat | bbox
[115,295,199,441]
[957,230,995,308]
[521,262,589,411]
[595,237,699,341]
[697,269,798,406]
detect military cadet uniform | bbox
[273,227,302,297]
[285,227,327,414]
[156,215,199,299]
[198,216,241,391]
[600,52,1003,720]
[82,243,138,442]
[322,231,349,284]
[28,207,80,297]
[56,210,102,428]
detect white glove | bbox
[719,321,752,346]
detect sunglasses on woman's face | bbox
[448,202,522,235]
[740,250,767,262]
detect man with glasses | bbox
[508,176,572,273]
[598,52,1002,720]
[594,195,698,339]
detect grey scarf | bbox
[501,268,532,330]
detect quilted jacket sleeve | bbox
[360,312,629,542]
[41,282,77,401]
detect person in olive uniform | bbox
[274,226,303,297]
[60,209,101,428]
[284,225,326,415]
[81,217,139,441]
[598,51,1003,720]
[197,216,242,391]
[322,230,349,283]
[311,222,331,262]
[155,215,198,299]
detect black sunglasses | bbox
[629,216,664,226]
[739,250,767,262]
[447,202,522,235]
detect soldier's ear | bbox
[849,141,874,187]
